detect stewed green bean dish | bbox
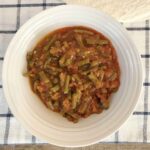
[25,26,120,123]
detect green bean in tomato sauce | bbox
[25,26,120,123]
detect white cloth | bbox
[0,0,150,144]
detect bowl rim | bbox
[2,4,143,147]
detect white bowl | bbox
[2,5,143,147]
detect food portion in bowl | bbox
[25,26,120,123]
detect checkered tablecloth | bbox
[0,0,150,145]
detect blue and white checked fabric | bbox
[0,0,150,144]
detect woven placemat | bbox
[65,0,150,22]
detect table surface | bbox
[0,0,150,146]
[1,144,150,150]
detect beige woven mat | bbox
[65,0,150,22]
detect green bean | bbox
[66,114,78,123]
[49,47,57,55]
[74,29,94,35]
[99,50,110,58]
[65,57,73,66]
[99,40,109,45]
[88,72,97,82]
[48,66,62,72]
[86,37,99,45]
[59,54,66,67]
[43,34,57,51]
[79,50,92,58]
[80,63,90,71]
[50,56,59,62]
[39,71,49,83]
[99,70,105,81]
[78,102,88,114]
[26,51,33,61]
[83,83,91,90]
[108,72,117,81]
[48,70,58,76]
[62,98,71,111]
[23,72,34,77]
[67,112,80,120]
[64,75,70,94]
[101,100,109,109]
[51,85,60,92]
[53,101,59,109]
[81,67,97,75]
[26,52,34,67]
[44,58,51,68]
[43,44,51,51]
[67,91,72,100]
[33,81,39,92]
[59,52,75,67]
[63,41,69,48]
[51,92,60,100]
[73,74,82,84]
[46,101,54,110]
[91,60,101,67]
[23,72,28,77]
[77,58,90,67]
[88,72,102,88]
[74,34,84,47]
[59,73,66,87]
[46,82,52,88]
[60,110,66,117]
[86,38,108,45]
[72,89,82,109]
[28,60,34,67]
[81,70,91,75]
